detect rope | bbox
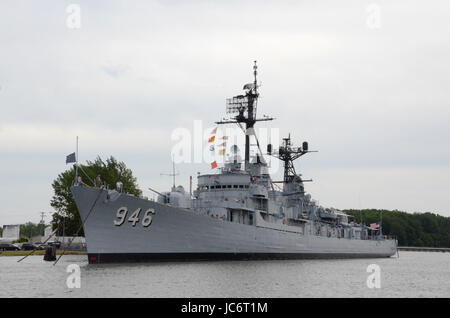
[77,164,95,186]
[16,224,61,263]
[53,187,103,265]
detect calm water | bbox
[0,251,449,298]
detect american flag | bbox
[66,152,76,164]
[370,221,380,229]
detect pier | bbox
[398,246,450,253]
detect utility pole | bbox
[39,212,46,236]
[380,210,383,239]
[61,212,66,248]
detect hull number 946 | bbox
[114,207,155,227]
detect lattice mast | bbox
[216,61,273,170]
[270,134,314,183]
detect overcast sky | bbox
[1,0,449,225]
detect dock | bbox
[398,246,450,253]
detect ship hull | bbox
[87,252,394,264]
[72,186,397,264]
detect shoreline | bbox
[0,250,87,256]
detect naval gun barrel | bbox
[148,187,167,198]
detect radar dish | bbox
[243,83,255,90]
[226,95,249,114]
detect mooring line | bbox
[53,187,104,266]
[17,225,61,263]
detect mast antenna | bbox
[161,155,179,189]
[253,60,258,93]
[216,61,273,170]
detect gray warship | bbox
[72,62,397,263]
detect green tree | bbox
[13,237,29,243]
[50,156,142,236]
[0,226,2,237]
[20,222,42,238]
[344,209,450,247]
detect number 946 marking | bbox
[114,207,155,227]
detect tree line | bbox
[19,222,45,238]
[344,209,450,247]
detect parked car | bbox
[12,243,22,250]
[49,241,61,249]
[41,243,56,249]
[33,243,45,250]
[20,243,36,251]
[0,243,21,251]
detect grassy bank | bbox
[0,250,87,256]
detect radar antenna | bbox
[269,134,317,186]
[216,61,274,170]
[161,156,179,189]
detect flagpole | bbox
[380,210,383,238]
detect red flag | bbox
[211,161,218,169]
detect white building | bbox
[0,224,20,243]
